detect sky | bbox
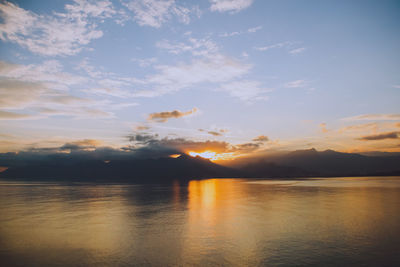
[0,0,400,160]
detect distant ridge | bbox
[0,149,399,182]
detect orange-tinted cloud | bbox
[61,139,102,150]
[319,123,329,133]
[0,110,33,120]
[134,125,150,131]
[148,108,197,123]
[357,131,400,141]
[252,135,269,142]
[343,114,400,121]
[198,128,228,136]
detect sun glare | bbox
[188,151,217,160]
[188,151,236,161]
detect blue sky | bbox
[1,0,400,157]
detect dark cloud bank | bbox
[1,135,400,182]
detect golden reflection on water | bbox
[0,177,400,266]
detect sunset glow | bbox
[188,151,217,160]
[188,151,236,161]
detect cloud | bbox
[220,25,262,37]
[207,131,223,136]
[254,41,305,55]
[319,123,329,133]
[148,108,198,123]
[0,0,115,56]
[127,133,159,143]
[0,79,45,109]
[218,80,270,101]
[133,54,252,98]
[60,139,103,150]
[338,123,379,133]
[392,85,400,89]
[146,36,268,101]
[252,135,269,142]
[156,37,219,57]
[234,142,261,152]
[220,31,241,37]
[209,0,254,13]
[0,110,33,120]
[198,128,227,136]
[126,132,266,156]
[0,60,86,89]
[134,125,151,131]
[357,131,400,141]
[284,80,308,88]
[289,47,306,54]
[0,77,111,118]
[254,42,291,51]
[122,0,200,28]
[343,114,400,121]
[126,134,232,156]
[0,60,116,119]
[131,57,158,67]
[247,25,262,33]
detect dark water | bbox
[1,177,400,266]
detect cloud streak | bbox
[358,131,400,141]
[148,108,198,123]
[343,114,400,121]
[0,110,34,120]
[252,135,269,142]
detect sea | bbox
[1,177,400,266]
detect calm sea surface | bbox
[1,177,400,266]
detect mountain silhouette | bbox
[226,148,400,177]
[0,149,399,181]
[0,154,235,182]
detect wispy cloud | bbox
[0,60,115,119]
[343,114,400,121]
[142,36,269,101]
[0,79,45,109]
[133,54,252,98]
[220,31,241,37]
[220,25,262,37]
[131,57,158,68]
[199,128,228,136]
[218,80,270,102]
[252,135,269,142]
[358,131,400,141]
[247,25,262,33]
[0,0,115,56]
[284,79,308,88]
[0,110,34,120]
[0,60,86,89]
[148,108,198,123]
[209,0,254,13]
[338,123,379,133]
[254,42,291,51]
[254,41,305,55]
[156,37,218,57]
[289,47,306,54]
[319,123,329,133]
[122,0,200,28]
